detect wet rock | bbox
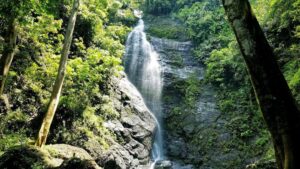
[167,139,187,158]
[100,145,129,169]
[124,139,149,159]
[150,35,208,167]
[155,160,172,169]
[172,162,194,169]
[182,122,195,135]
[97,75,156,168]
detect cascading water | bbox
[124,19,164,168]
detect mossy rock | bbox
[58,158,101,169]
[0,145,53,169]
[0,144,102,169]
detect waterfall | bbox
[124,19,164,167]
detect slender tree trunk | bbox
[0,19,17,95]
[35,0,80,147]
[221,1,300,169]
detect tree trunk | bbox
[221,1,300,169]
[35,0,80,147]
[0,19,17,95]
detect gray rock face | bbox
[100,145,133,169]
[149,35,237,168]
[149,36,207,166]
[151,37,204,81]
[87,74,156,169]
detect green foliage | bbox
[177,1,221,42]
[141,0,298,167]
[268,0,300,32]
[255,132,270,148]
[176,0,232,62]
[262,0,300,66]
[17,0,130,115]
[0,133,31,155]
[0,0,62,37]
[205,42,247,89]
[143,0,174,15]
[260,0,300,102]
[0,0,137,153]
[284,59,300,102]
[143,0,200,15]
[172,53,184,67]
[148,25,184,40]
[170,73,201,116]
[0,110,32,154]
[185,74,202,107]
[0,0,35,20]
[155,0,282,166]
[145,15,187,40]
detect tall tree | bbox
[0,0,46,95]
[221,0,300,169]
[35,0,80,147]
[0,19,17,95]
[0,0,24,96]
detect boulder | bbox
[0,145,54,169]
[94,75,156,168]
[0,144,102,169]
[100,145,132,169]
[59,158,101,169]
[155,160,172,169]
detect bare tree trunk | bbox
[0,19,17,95]
[35,0,80,147]
[222,1,300,169]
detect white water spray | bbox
[124,19,164,168]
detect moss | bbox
[0,109,33,155]
[3,110,30,128]
[147,25,185,40]
[0,145,103,169]
[0,133,32,153]
[58,158,99,169]
[0,146,54,169]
